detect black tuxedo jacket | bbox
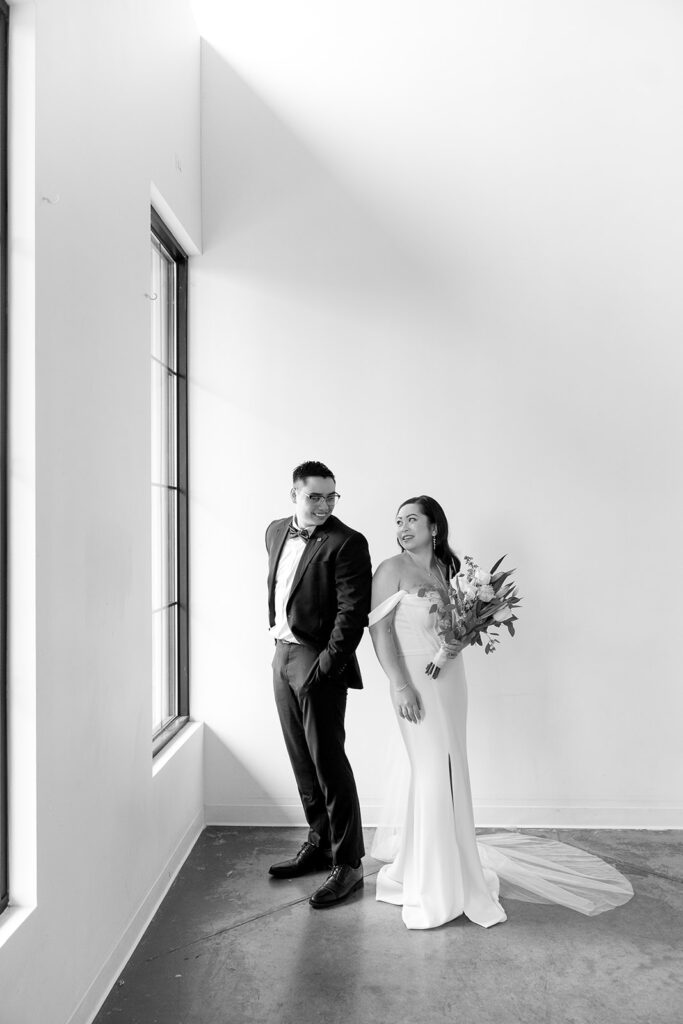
[266,514,372,689]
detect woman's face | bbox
[396,503,434,553]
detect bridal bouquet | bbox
[418,555,521,678]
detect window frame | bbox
[150,207,189,757]
[0,0,9,914]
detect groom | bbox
[266,461,372,908]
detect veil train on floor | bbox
[370,723,634,917]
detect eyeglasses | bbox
[302,492,341,507]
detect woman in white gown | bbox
[369,495,633,930]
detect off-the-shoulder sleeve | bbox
[368,590,407,627]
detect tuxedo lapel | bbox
[289,530,328,601]
[268,518,292,600]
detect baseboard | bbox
[206,802,683,830]
[68,808,205,1024]
[205,801,305,826]
[472,803,683,829]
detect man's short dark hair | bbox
[292,461,336,485]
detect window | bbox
[0,0,9,913]
[150,209,189,755]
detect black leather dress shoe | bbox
[309,863,364,908]
[269,842,333,879]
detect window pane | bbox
[151,358,164,487]
[166,603,178,726]
[164,262,177,373]
[151,485,177,611]
[152,608,163,732]
[151,364,177,489]
[166,369,177,488]
[152,605,178,734]
[150,241,163,364]
[151,237,177,373]
[166,487,178,607]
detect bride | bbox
[368,495,633,930]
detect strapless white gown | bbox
[369,590,634,930]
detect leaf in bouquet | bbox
[506,622,515,636]
[493,569,516,588]
[489,555,507,574]
[429,604,438,615]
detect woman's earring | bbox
[432,534,436,551]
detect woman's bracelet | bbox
[391,681,410,693]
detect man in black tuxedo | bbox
[266,460,372,908]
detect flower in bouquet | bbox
[418,554,521,677]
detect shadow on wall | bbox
[200,39,456,316]
[203,725,299,825]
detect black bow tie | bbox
[288,524,310,541]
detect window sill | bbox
[0,902,35,951]
[153,715,190,758]
[152,719,201,777]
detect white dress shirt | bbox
[270,520,317,642]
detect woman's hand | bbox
[425,641,464,678]
[391,681,423,724]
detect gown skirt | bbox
[369,591,634,931]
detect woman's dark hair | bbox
[292,460,335,485]
[397,495,461,577]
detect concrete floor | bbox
[94,827,683,1024]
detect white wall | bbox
[192,0,683,829]
[0,2,203,1023]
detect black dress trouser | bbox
[272,639,365,866]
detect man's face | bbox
[291,476,339,530]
